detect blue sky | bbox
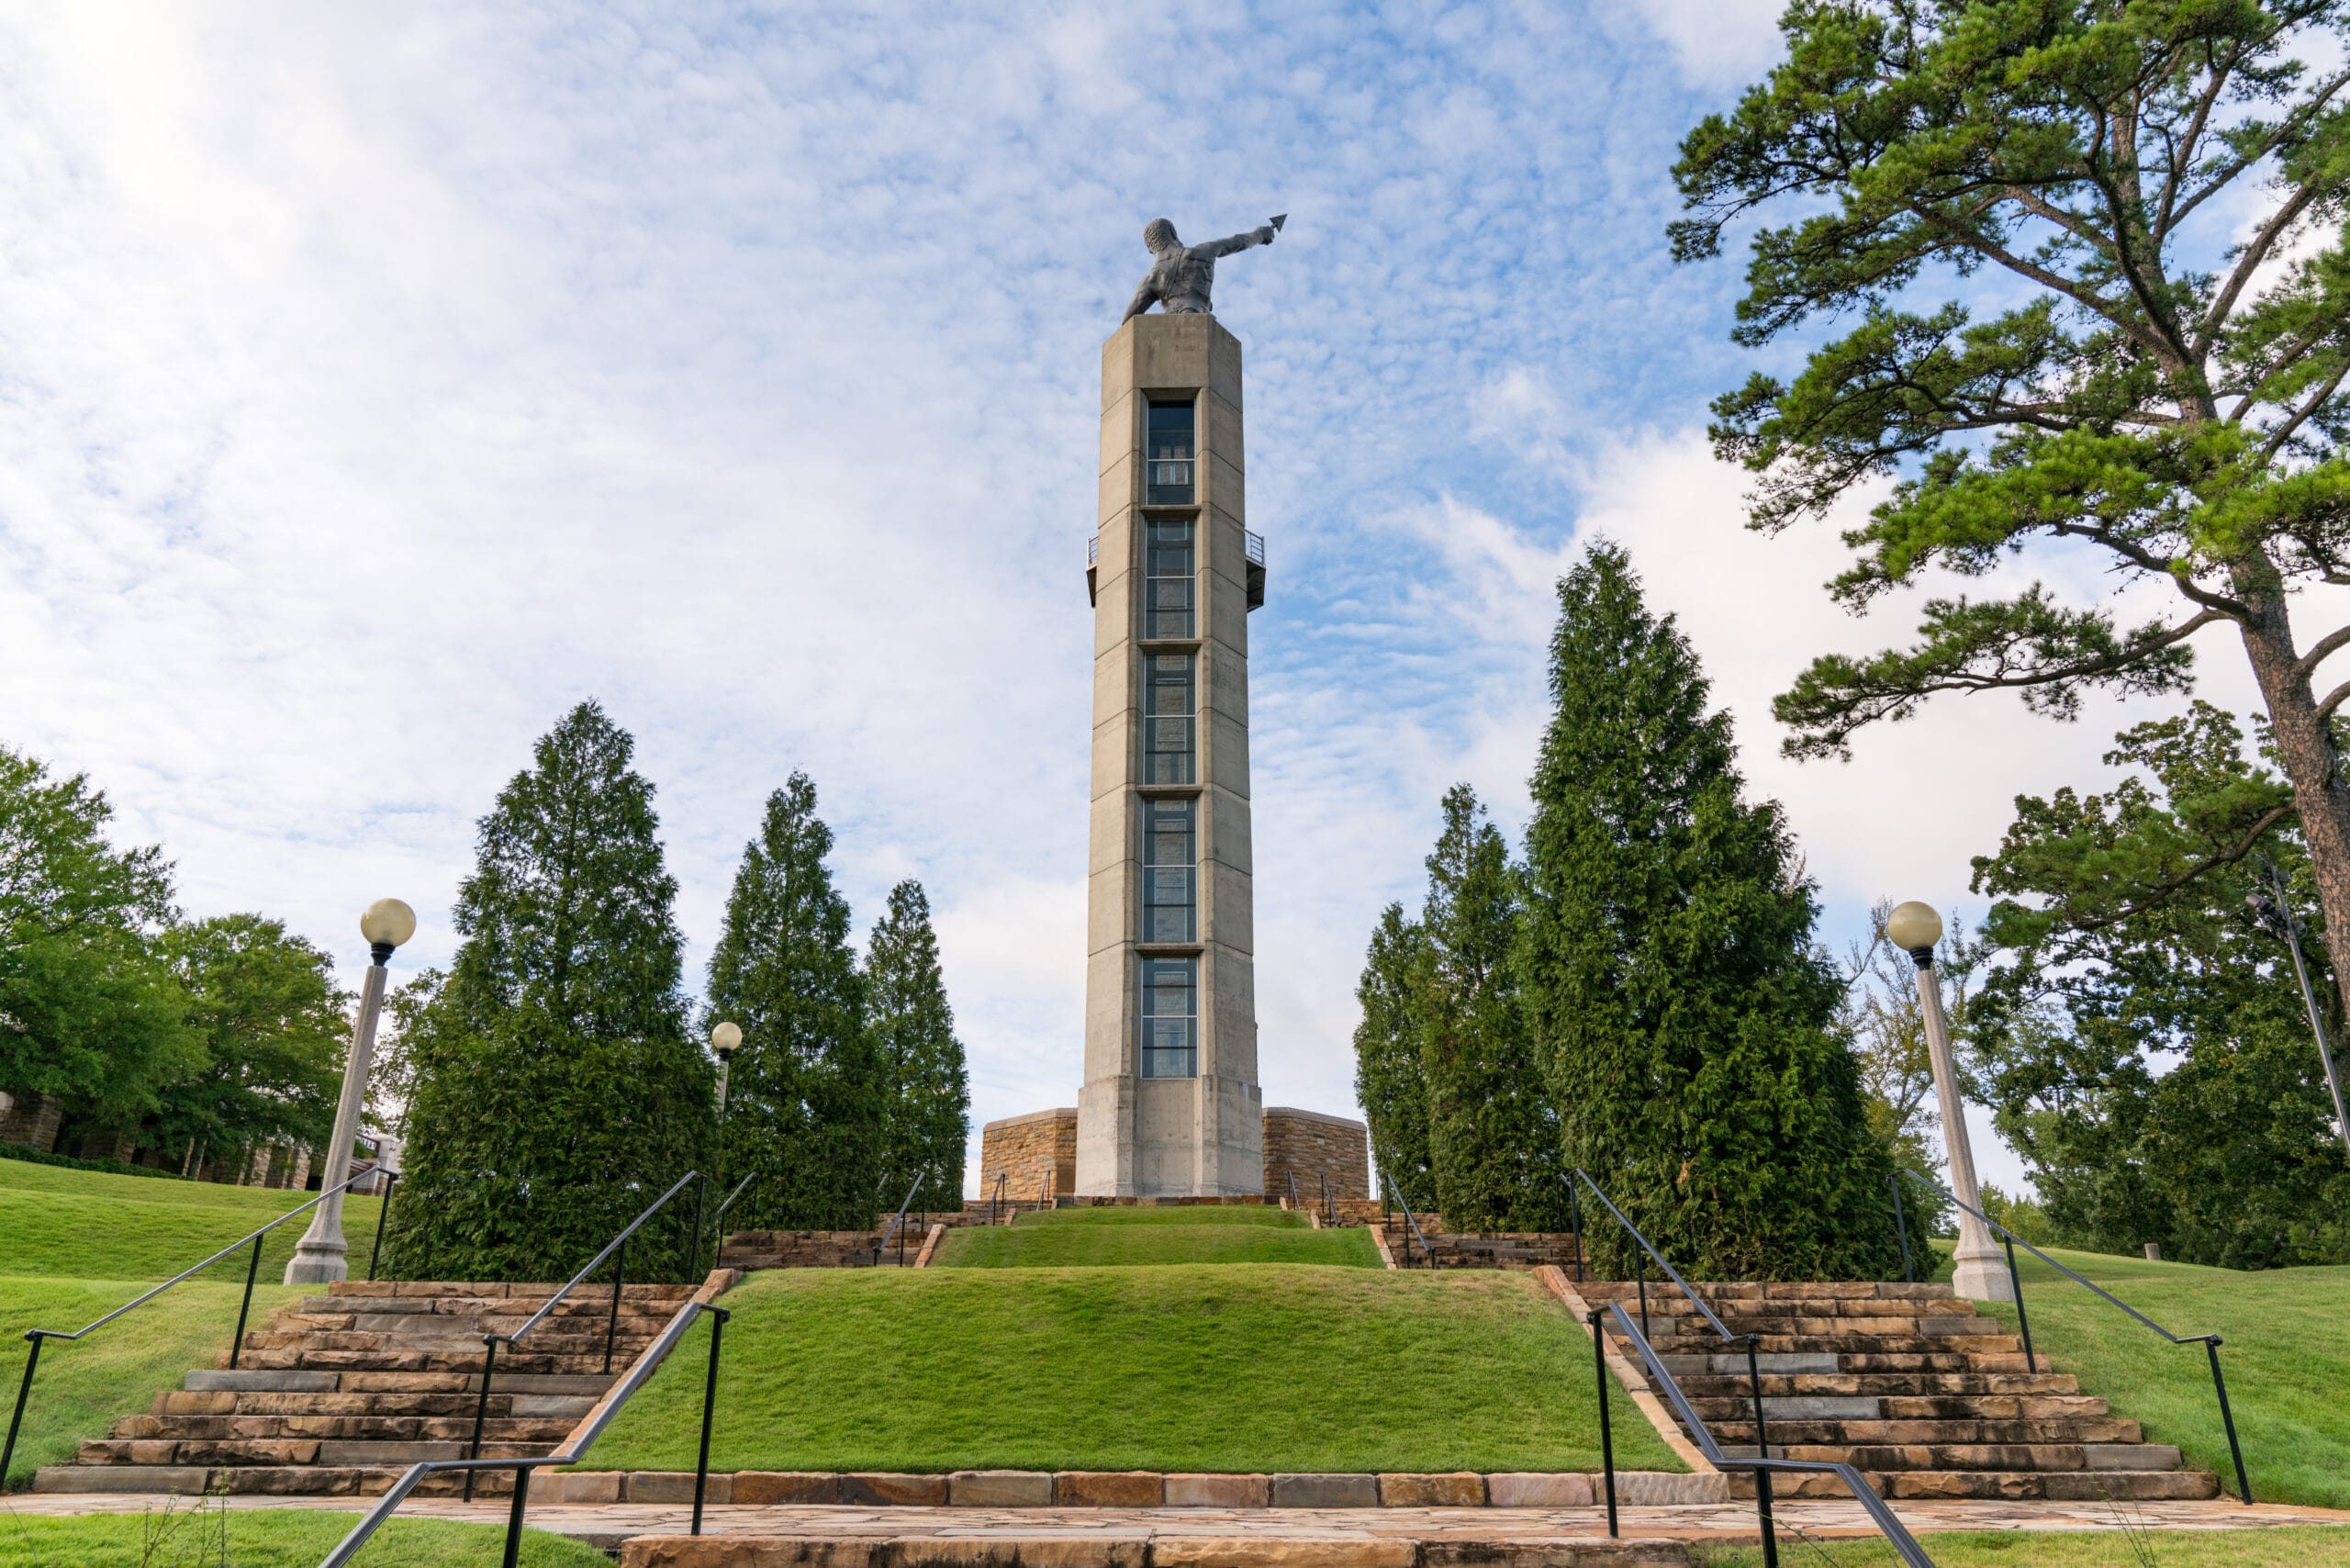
[3,2,2322,1194]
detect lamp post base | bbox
[283,1236,350,1286]
[1951,1248,2016,1303]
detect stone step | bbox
[74,1436,558,1468]
[1762,1442,2186,1473]
[1699,1417,2143,1445]
[40,1461,526,1496]
[1632,1333,2025,1358]
[229,1349,645,1376]
[1673,1372,2084,1396]
[321,1281,696,1302]
[104,1415,581,1444]
[1760,1469,2220,1502]
[1687,1393,2113,1423]
[1580,1282,1957,1304]
[154,1390,598,1419]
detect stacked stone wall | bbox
[1262,1106,1369,1204]
[0,1091,62,1153]
[979,1108,1078,1203]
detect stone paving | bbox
[6,1493,2345,1551]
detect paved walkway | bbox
[7,1493,2347,1549]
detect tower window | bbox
[1142,797,1196,943]
[1140,956,1198,1078]
[1147,399,1195,505]
[1145,519,1194,638]
[1143,654,1195,783]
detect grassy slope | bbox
[0,1158,386,1280]
[0,1276,301,1489]
[1700,1527,2350,1566]
[936,1206,1379,1268]
[1927,1241,2350,1511]
[0,1510,604,1567]
[589,1264,1684,1474]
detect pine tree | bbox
[1351,902,1435,1213]
[708,773,885,1229]
[1518,543,1913,1281]
[390,701,711,1282]
[1414,785,1567,1231]
[866,879,970,1208]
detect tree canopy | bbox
[866,879,969,1210]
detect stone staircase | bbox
[1579,1280,2217,1501]
[1365,1211,1584,1272]
[36,1280,695,1497]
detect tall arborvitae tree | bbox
[866,879,969,1207]
[1519,543,1915,1280]
[390,701,710,1282]
[1415,785,1567,1231]
[1352,902,1435,1213]
[709,773,885,1229]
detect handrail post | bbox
[1745,1335,1778,1568]
[229,1230,264,1371]
[1589,1310,1617,1538]
[604,1238,628,1376]
[2001,1235,2034,1372]
[1,1333,43,1489]
[692,1305,731,1535]
[501,1462,533,1568]
[367,1171,399,1282]
[686,1170,709,1283]
[1570,1175,1588,1288]
[2205,1338,2253,1505]
[1889,1172,1912,1285]
[464,1336,498,1503]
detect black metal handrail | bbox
[873,1171,926,1266]
[1320,1169,1334,1228]
[2,1167,376,1486]
[707,1172,757,1249]
[1897,1168,2253,1505]
[987,1170,1007,1226]
[1598,1301,1935,1568]
[319,1288,733,1568]
[1568,1168,1778,1548]
[365,1170,402,1282]
[1286,1170,1300,1211]
[462,1170,701,1502]
[1380,1171,1432,1267]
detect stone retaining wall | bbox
[1262,1107,1369,1204]
[978,1108,1077,1203]
[543,1467,1725,1507]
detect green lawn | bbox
[1927,1240,2350,1511]
[0,1508,604,1567]
[1700,1527,2350,1566]
[0,1158,386,1281]
[934,1205,1380,1268]
[0,1275,301,1490]
[589,1263,1681,1473]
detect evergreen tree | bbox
[1519,543,1913,1280]
[708,773,885,1229]
[866,879,969,1207]
[1414,786,1566,1230]
[1351,902,1434,1213]
[389,701,710,1282]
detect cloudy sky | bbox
[2,2,2325,1195]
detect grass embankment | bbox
[1700,1528,2350,1566]
[591,1264,1682,1474]
[0,1159,387,1489]
[934,1204,1380,1269]
[0,1509,604,1567]
[0,1157,385,1280]
[1928,1240,2350,1511]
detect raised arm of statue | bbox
[1197,227,1276,260]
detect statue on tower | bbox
[1121,214,1285,321]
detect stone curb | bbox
[616,1536,1696,1566]
[537,1469,1725,1506]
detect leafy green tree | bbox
[1412,786,1566,1230]
[1351,902,1436,1212]
[1518,543,1915,1280]
[0,745,194,1142]
[147,914,350,1173]
[708,773,885,1230]
[1674,0,2350,1047]
[865,879,969,1207]
[1973,701,2349,1265]
[389,701,711,1282]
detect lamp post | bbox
[286,898,416,1284]
[2243,863,2350,1166]
[1886,901,2014,1303]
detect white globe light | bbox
[1886,901,1944,955]
[359,898,418,948]
[711,1021,744,1056]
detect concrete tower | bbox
[1076,313,1265,1196]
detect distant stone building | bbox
[979,1103,1366,1207]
